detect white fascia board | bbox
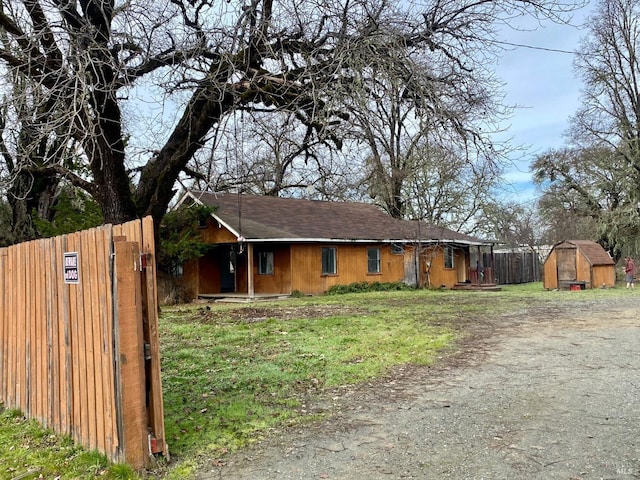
[172,190,198,210]
[210,213,241,238]
[178,191,243,238]
[240,238,489,245]
[244,238,405,243]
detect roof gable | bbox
[184,190,488,245]
[555,240,615,266]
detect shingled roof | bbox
[183,190,489,245]
[558,240,615,265]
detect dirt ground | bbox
[195,294,640,480]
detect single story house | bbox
[174,190,495,298]
[543,240,616,290]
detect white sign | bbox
[64,252,80,284]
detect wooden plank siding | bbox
[0,218,167,469]
[543,248,559,289]
[592,265,616,288]
[418,246,468,289]
[290,243,406,295]
[248,244,292,294]
[543,241,616,289]
[181,241,477,296]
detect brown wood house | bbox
[175,191,494,298]
[543,240,616,290]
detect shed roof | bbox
[553,240,615,266]
[182,190,489,245]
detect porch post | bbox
[490,244,495,284]
[247,243,255,298]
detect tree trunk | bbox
[135,86,237,228]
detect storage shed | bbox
[543,240,615,290]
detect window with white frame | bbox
[322,247,337,275]
[258,251,274,274]
[368,247,381,273]
[444,245,454,269]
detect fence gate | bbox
[0,217,167,469]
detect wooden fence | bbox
[0,217,167,469]
[489,251,542,284]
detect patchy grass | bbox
[2,282,634,479]
[0,406,140,479]
[158,284,559,467]
[159,294,456,463]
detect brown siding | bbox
[290,243,405,295]
[252,245,292,294]
[199,252,222,294]
[543,250,559,289]
[422,246,467,288]
[576,250,591,285]
[543,242,616,289]
[592,265,616,288]
[200,219,238,243]
[179,259,200,298]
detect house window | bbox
[258,251,274,275]
[368,248,381,273]
[391,243,404,255]
[444,246,454,269]
[171,264,184,277]
[322,247,337,275]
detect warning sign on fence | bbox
[64,252,80,284]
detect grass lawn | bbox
[0,283,631,479]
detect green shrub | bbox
[325,281,414,294]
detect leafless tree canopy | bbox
[532,0,640,257]
[0,0,580,234]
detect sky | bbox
[494,3,594,201]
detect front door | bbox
[220,247,236,292]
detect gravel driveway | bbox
[197,294,640,480]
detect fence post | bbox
[113,240,148,469]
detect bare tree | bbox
[188,111,360,199]
[532,0,640,256]
[402,141,502,233]
[477,199,544,247]
[570,0,640,175]
[532,146,638,257]
[0,0,580,230]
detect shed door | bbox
[556,247,577,282]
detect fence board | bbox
[86,228,106,453]
[56,234,72,436]
[0,251,5,402]
[0,218,165,468]
[17,242,26,410]
[25,242,32,418]
[79,231,97,450]
[141,216,167,455]
[114,241,147,468]
[6,246,14,406]
[99,225,118,455]
[46,238,59,430]
[35,240,46,425]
